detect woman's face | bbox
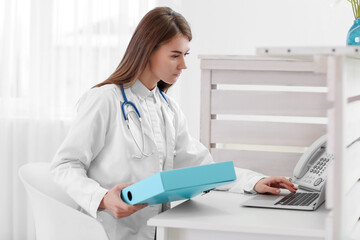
[140,34,190,90]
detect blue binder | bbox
[121,161,236,205]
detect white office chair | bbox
[19,162,109,240]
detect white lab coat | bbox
[50,81,264,240]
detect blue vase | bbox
[347,18,360,45]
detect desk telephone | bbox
[292,135,334,192]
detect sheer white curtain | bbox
[0,0,156,239]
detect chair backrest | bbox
[19,162,109,240]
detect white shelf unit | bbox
[199,49,360,240]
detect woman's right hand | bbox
[99,183,148,219]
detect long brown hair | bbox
[94,7,192,92]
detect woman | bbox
[50,7,297,240]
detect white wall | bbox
[160,0,353,139]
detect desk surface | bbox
[148,191,330,238]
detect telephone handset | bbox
[292,135,334,192]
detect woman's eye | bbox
[172,55,180,59]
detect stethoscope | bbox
[120,84,169,159]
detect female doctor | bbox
[50,7,297,240]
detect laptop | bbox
[241,189,325,211]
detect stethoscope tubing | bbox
[120,84,169,120]
[120,85,141,121]
[120,83,169,159]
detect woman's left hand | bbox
[253,176,297,194]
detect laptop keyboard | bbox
[275,192,319,206]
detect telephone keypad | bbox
[299,152,334,190]
[309,153,333,178]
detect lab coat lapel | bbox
[161,105,175,171]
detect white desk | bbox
[148,191,330,240]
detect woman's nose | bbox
[178,57,187,70]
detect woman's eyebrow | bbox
[170,49,190,54]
